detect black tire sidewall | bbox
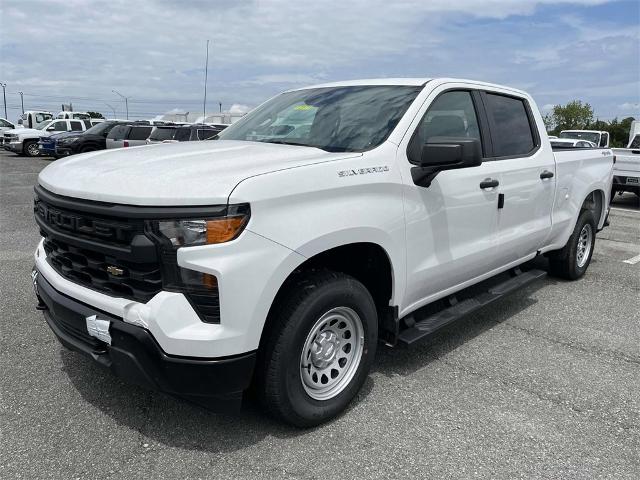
[273,276,377,426]
[24,141,39,157]
[567,210,596,279]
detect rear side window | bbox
[70,121,84,131]
[107,125,130,139]
[484,93,535,157]
[128,126,152,140]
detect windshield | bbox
[216,85,422,152]
[34,120,52,130]
[559,131,600,144]
[84,122,117,135]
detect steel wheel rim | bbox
[576,223,593,268]
[300,306,364,401]
[27,143,39,156]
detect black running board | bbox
[397,269,547,346]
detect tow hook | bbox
[31,267,48,311]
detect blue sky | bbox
[0,0,638,121]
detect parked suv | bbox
[146,125,180,144]
[55,121,129,157]
[105,124,153,149]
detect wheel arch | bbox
[258,240,398,351]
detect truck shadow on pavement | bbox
[60,271,549,452]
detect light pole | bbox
[0,83,7,119]
[18,91,24,114]
[112,89,129,119]
[104,103,116,118]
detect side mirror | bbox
[410,137,482,187]
[46,126,55,131]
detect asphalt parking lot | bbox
[1,150,639,479]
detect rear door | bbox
[70,120,85,132]
[481,90,555,263]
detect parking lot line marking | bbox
[623,253,640,265]
[610,206,640,213]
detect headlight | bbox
[59,137,77,145]
[155,209,250,247]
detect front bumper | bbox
[54,146,74,157]
[4,140,22,152]
[35,269,256,410]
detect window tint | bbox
[107,125,130,139]
[415,91,481,146]
[174,128,192,142]
[0,119,12,127]
[53,121,67,131]
[150,127,178,141]
[484,93,535,157]
[128,126,152,140]
[70,121,84,131]
[197,128,218,140]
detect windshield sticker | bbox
[294,105,314,111]
[338,166,389,177]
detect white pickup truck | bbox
[3,118,89,156]
[32,78,613,426]
[611,122,640,197]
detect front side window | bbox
[70,121,84,131]
[484,93,535,157]
[414,90,481,148]
[53,121,68,131]
[174,128,192,142]
[217,85,421,152]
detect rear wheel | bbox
[257,271,377,427]
[548,209,596,280]
[24,140,40,157]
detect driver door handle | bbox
[540,170,554,179]
[479,178,499,189]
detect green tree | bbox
[87,111,105,119]
[551,100,594,133]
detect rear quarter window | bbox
[107,125,130,139]
[484,93,536,157]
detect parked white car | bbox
[560,130,609,148]
[550,138,596,148]
[33,78,613,426]
[3,118,88,156]
[0,117,15,134]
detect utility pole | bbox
[104,103,116,118]
[18,91,24,114]
[112,90,129,119]
[219,102,222,113]
[203,39,210,122]
[0,83,7,119]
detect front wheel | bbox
[258,271,378,427]
[24,140,40,157]
[548,209,596,280]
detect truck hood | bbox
[38,140,359,205]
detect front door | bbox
[398,89,503,314]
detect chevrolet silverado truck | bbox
[32,78,613,426]
[4,118,88,157]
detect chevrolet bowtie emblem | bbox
[106,265,124,276]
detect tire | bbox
[24,140,40,157]
[548,209,596,280]
[257,270,378,427]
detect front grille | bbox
[43,237,162,301]
[35,190,162,302]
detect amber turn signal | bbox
[206,215,248,244]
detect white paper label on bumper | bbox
[86,315,112,344]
